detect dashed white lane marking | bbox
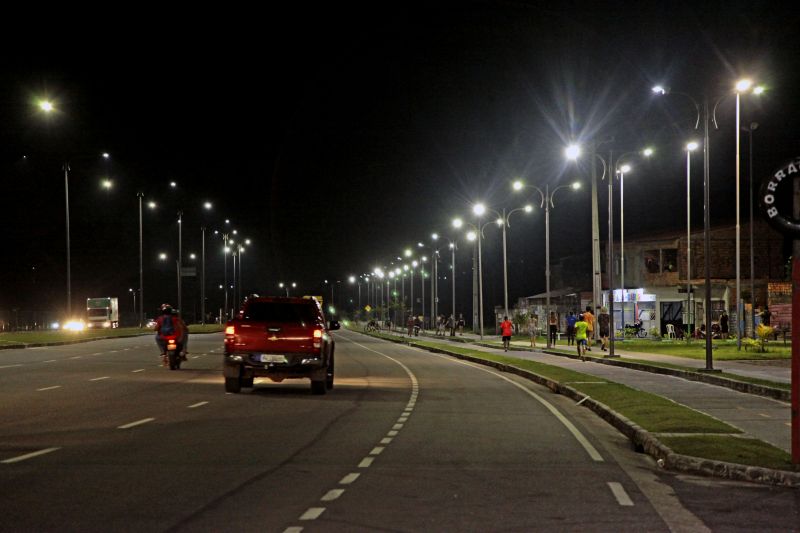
[90,376,110,381]
[283,527,303,533]
[0,365,22,369]
[392,424,404,430]
[358,457,374,468]
[387,430,399,437]
[339,473,360,485]
[188,401,209,409]
[321,489,345,502]
[132,369,145,373]
[608,482,634,506]
[37,386,61,392]
[758,413,771,418]
[70,356,82,359]
[90,353,102,356]
[191,355,201,359]
[43,359,57,363]
[369,447,384,456]
[380,437,393,444]
[118,418,155,429]
[299,508,325,520]
[109,350,119,353]
[2,447,60,464]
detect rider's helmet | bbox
[160,303,173,315]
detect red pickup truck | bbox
[223,296,339,394]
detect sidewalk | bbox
[387,328,792,454]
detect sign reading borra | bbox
[760,156,800,237]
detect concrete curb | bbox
[361,330,800,488]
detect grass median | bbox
[364,329,795,471]
[0,324,223,345]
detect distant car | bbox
[223,296,339,394]
[146,319,157,329]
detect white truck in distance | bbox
[86,297,119,328]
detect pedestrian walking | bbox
[574,313,589,360]
[406,315,414,336]
[528,313,539,349]
[548,311,558,346]
[500,315,513,352]
[583,306,595,351]
[566,311,577,346]
[457,313,465,335]
[760,305,771,326]
[446,314,455,336]
[598,307,610,351]
[720,310,729,340]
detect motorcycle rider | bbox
[154,304,184,365]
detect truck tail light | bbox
[225,326,235,335]
[313,329,323,339]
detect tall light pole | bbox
[744,122,759,336]
[492,204,534,318]
[684,142,699,337]
[448,240,457,319]
[733,79,764,348]
[618,164,631,331]
[200,201,212,325]
[137,193,146,328]
[453,203,491,339]
[513,180,581,348]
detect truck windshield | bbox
[243,302,319,324]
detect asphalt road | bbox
[0,330,797,531]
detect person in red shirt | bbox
[500,315,514,352]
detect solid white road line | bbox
[299,507,325,520]
[118,418,155,429]
[2,447,60,464]
[43,359,57,363]
[70,356,82,359]
[0,364,23,369]
[37,386,62,392]
[90,376,110,381]
[358,457,374,468]
[188,401,209,409]
[608,482,634,506]
[321,489,345,502]
[339,473,360,485]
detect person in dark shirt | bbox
[761,306,772,326]
[719,310,729,339]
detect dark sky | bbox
[1,1,799,323]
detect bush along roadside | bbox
[355,328,800,487]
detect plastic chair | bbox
[666,324,676,339]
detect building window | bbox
[644,250,660,273]
[662,249,677,272]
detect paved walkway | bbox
[384,329,793,454]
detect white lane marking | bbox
[109,350,119,353]
[398,417,409,422]
[369,447,384,456]
[188,401,209,409]
[758,413,771,418]
[118,418,155,429]
[358,457,374,468]
[299,507,325,520]
[0,364,23,369]
[132,369,145,373]
[283,528,303,533]
[43,359,57,363]
[90,376,110,381]
[70,356,82,360]
[608,482,634,506]
[37,386,62,392]
[321,489,345,502]
[435,353,604,462]
[91,353,102,356]
[340,473,360,485]
[387,430,399,437]
[380,437,393,444]
[191,355,201,359]
[392,424,404,430]
[2,447,60,464]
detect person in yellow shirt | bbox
[574,314,589,360]
[583,306,595,351]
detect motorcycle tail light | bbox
[225,326,235,335]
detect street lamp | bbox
[200,201,212,325]
[685,142,700,337]
[486,202,534,318]
[452,202,491,339]
[513,179,581,348]
[653,80,763,367]
[743,122,759,336]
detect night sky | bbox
[1,2,799,323]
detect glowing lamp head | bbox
[687,141,699,151]
[565,144,581,160]
[735,79,753,92]
[571,182,581,190]
[512,180,524,191]
[452,218,463,229]
[431,233,439,240]
[473,203,486,216]
[524,204,533,213]
[619,164,631,173]
[404,248,412,258]
[38,100,54,112]
[651,85,666,95]
[643,147,654,157]
[753,85,765,95]
[466,231,477,242]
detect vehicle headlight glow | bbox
[63,320,85,332]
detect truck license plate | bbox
[260,354,287,363]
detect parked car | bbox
[223,296,339,394]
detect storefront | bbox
[603,288,657,336]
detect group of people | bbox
[429,313,466,337]
[498,306,611,358]
[695,305,772,340]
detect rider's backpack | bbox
[160,315,175,336]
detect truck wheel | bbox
[326,356,334,390]
[311,379,326,395]
[225,377,242,393]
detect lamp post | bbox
[492,204,534,318]
[513,180,580,348]
[448,240,457,319]
[617,164,631,331]
[685,142,699,337]
[743,122,759,336]
[453,204,492,339]
[129,288,136,319]
[199,201,212,325]
[654,81,762,368]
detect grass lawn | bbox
[0,324,223,345]
[658,435,795,471]
[610,339,791,360]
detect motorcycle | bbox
[164,335,183,370]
